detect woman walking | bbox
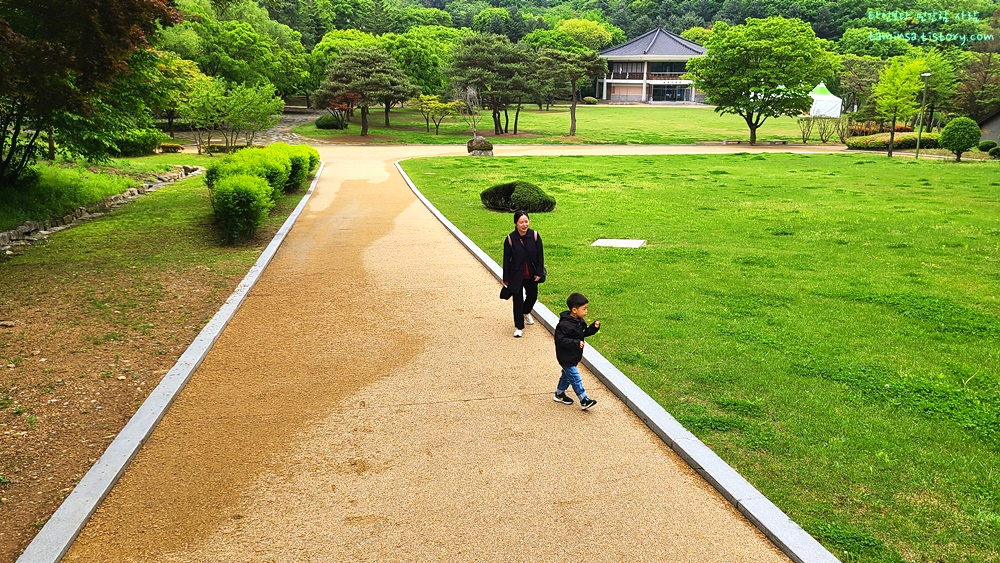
[502,210,545,337]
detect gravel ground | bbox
[62,146,815,562]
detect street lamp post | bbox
[916,72,931,159]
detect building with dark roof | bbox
[596,27,706,103]
[978,108,1000,144]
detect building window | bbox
[650,84,691,101]
[649,61,687,73]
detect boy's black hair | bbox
[513,210,529,224]
[567,292,588,310]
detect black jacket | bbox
[555,310,600,367]
[502,228,545,289]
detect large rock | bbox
[466,136,494,156]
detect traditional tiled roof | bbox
[599,27,706,58]
[978,107,1000,126]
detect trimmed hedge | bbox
[582,96,598,105]
[160,143,184,153]
[205,143,320,207]
[481,181,556,213]
[990,146,1000,159]
[212,174,275,243]
[978,140,997,152]
[845,132,940,150]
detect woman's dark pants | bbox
[512,280,538,329]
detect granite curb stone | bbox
[16,163,326,563]
[395,160,839,563]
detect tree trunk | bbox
[166,112,175,138]
[384,104,391,127]
[47,126,55,160]
[926,104,936,133]
[569,79,578,136]
[503,107,509,134]
[361,107,369,136]
[493,108,502,135]
[305,92,311,109]
[887,114,896,158]
[514,102,522,135]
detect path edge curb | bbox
[395,160,839,563]
[16,162,327,563]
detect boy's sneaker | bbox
[580,397,597,411]
[553,392,573,405]
[513,329,523,338]
[524,313,535,325]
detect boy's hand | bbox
[594,320,600,328]
[579,340,585,349]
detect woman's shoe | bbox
[524,314,535,325]
[514,329,523,337]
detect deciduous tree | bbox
[0,0,178,186]
[871,60,922,157]
[685,17,835,145]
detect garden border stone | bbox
[395,160,840,563]
[15,163,326,563]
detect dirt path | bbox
[62,145,824,561]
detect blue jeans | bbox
[557,365,588,399]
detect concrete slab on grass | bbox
[591,238,646,248]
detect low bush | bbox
[480,181,556,213]
[978,140,997,152]
[212,174,275,243]
[315,113,348,130]
[265,143,320,192]
[160,143,184,153]
[582,97,598,105]
[845,132,940,150]
[990,146,1000,159]
[114,128,167,157]
[205,144,243,154]
[940,117,982,161]
[205,147,291,201]
[848,122,913,136]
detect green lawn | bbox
[296,104,827,145]
[0,154,216,232]
[400,153,1000,563]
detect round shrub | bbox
[264,144,306,191]
[316,113,348,130]
[582,96,598,105]
[228,148,291,199]
[990,146,1000,159]
[212,174,275,243]
[940,116,982,161]
[978,140,997,152]
[160,143,183,153]
[205,148,292,202]
[480,181,556,213]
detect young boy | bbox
[553,292,601,410]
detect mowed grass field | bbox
[400,153,1000,563]
[295,104,824,145]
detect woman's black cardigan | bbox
[502,228,545,290]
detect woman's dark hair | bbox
[567,293,588,309]
[513,210,529,224]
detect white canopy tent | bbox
[809,83,841,118]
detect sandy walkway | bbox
[62,145,816,562]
